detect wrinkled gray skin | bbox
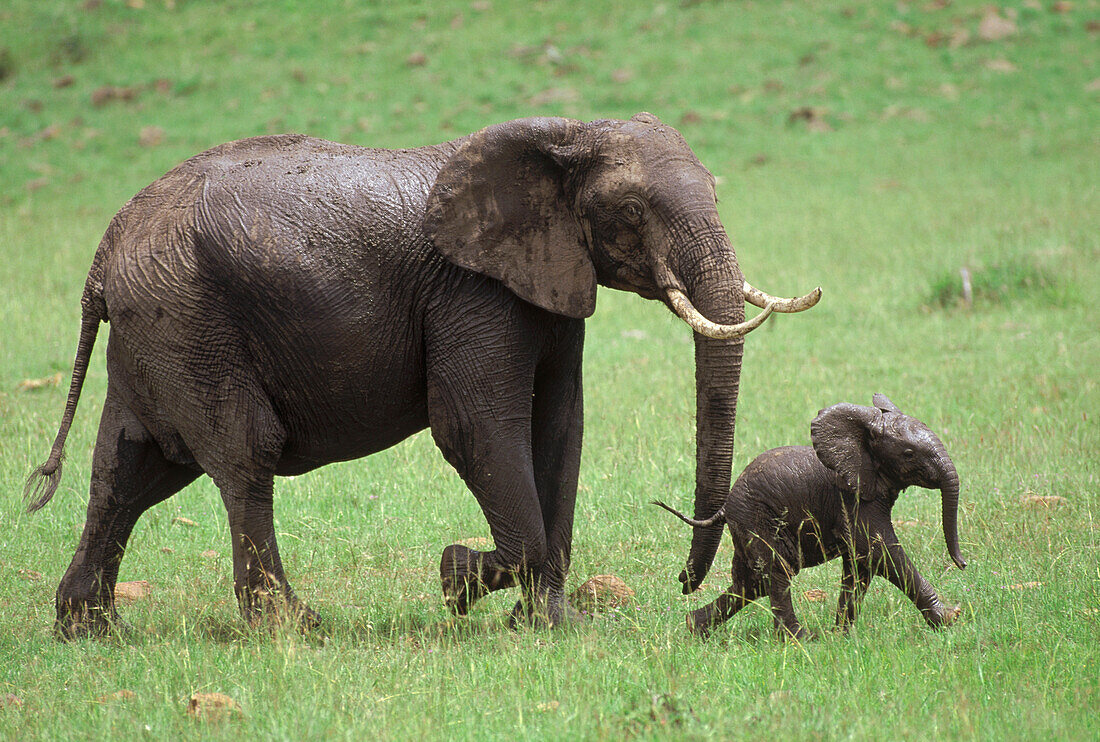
[655,394,966,641]
[25,113,814,639]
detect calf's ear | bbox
[872,393,902,414]
[810,403,883,498]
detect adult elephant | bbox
[25,113,819,638]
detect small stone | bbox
[97,689,136,703]
[187,692,241,720]
[978,10,1016,42]
[114,580,151,602]
[569,574,634,614]
[138,126,164,147]
[1022,495,1066,508]
[984,58,1017,73]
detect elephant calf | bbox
[655,394,967,641]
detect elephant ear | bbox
[424,117,596,319]
[872,393,902,414]
[810,403,883,498]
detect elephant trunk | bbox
[937,452,967,570]
[665,232,745,593]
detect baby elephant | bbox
[655,394,967,641]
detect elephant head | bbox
[425,113,820,592]
[809,394,967,570]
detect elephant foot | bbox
[686,609,715,639]
[927,603,962,629]
[777,623,816,643]
[507,594,585,630]
[441,544,488,616]
[239,587,321,632]
[55,602,129,642]
[440,544,491,616]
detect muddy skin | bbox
[24,113,819,639]
[656,394,966,642]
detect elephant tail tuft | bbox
[24,283,106,513]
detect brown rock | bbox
[1022,495,1066,508]
[97,689,136,703]
[114,580,151,602]
[978,10,1016,42]
[984,58,1017,73]
[569,574,634,614]
[187,692,242,720]
[138,126,164,147]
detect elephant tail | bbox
[652,500,726,529]
[24,275,107,513]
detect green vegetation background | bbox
[1,1,1097,739]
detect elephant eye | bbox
[620,200,643,223]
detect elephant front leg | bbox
[872,534,960,628]
[432,432,548,623]
[427,309,586,628]
[428,347,556,623]
[440,543,517,616]
[520,321,585,627]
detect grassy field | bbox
[2,0,1098,738]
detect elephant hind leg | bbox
[187,386,319,631]
[56,385,199,640]
[836,549,872,631]
[687,573,760,639]
[768,563,814,641]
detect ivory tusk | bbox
[666,288,775,339]
[743,281,822,313]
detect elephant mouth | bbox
[665,279,822,339]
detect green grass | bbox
[2,0,1098,739]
